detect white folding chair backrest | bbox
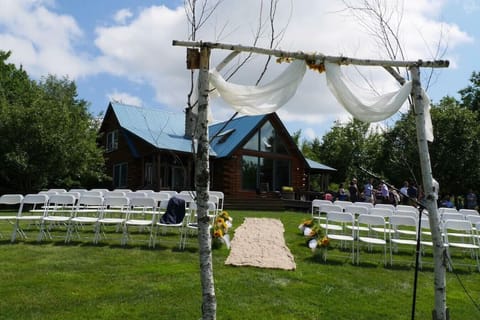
[159,190,178,198]
[344,205,369,216]
[439,207,458,215]
[77,195,104,210]
[312,199,332,213]
[209,191,224,212]
[326,211,354,229]
[46,194,76,212]
[394,210,418,220]
[136,190,155,195]
[353,202,374,210]
[125,191,147,200]
[113,189,132,193]
[82,191,103,197]
[318,204,343,213]
[103,196,129,209]
[0,194,24,205]
[129,197,156,211]
[465,215,480,230]
[459,209,479,217]
[441,213,464,224]
[374,203,395,212]
[19,194,49,214]
[369,207,393,219]
[89,189,110,196]
[390,215,418,233]
[395,205,419,214]
[48,188,67,193]
[104,191,126,197]
[334,200,352,210]
[175,193,195,205]
[69,189,87,195]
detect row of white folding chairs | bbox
[323,210,480,270]
[1,193,217,249]
[312,199,420,216]
[4,194,169,243]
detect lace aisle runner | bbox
[225,217,296,270]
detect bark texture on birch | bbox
[410,66,447,320]
[196,46,217,320]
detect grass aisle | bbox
[0,210,479,319]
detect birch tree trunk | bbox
[196,46,217,320]
[410,66,447,320]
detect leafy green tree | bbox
[316,118,383,184]
[429,97,480,195]
[0,51,106,193]
[458,71,480,112]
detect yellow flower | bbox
[213,229,224,238]
[320,236,330,247]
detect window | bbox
[243,121,288,155]
[241,156,291,191]
[145,162,153,185]
[241,156,258,190]
[106,130,118,152]
[113,163,128,188]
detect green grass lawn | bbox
[0,210,479,319]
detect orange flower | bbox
[320,236,330,247]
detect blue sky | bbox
[1,0,478,141]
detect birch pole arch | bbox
[173,40,450,320]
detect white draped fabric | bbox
[208,59,433,140]
[324,61,412,123]
[208,60,307,115]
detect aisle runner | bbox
[225,218,296,270]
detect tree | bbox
[316,118,383,184]
[458,71,480,112]
[0,51,106,194]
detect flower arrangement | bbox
[212,211,233,249]
[298,218,330,256]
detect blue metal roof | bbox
[111,102,193,153]
[209,114,266,158]
[306,158,337,171]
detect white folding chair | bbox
[356,214,388,266]
[66,195,104,243]
[311,199,332,217]
[0,194,23,239]
[182,201,218,249]
[443,219,480,272]
[313,204,342,225]
[369,207,395,234]
[325,211,355,263]
[12,194,48,242]
[122,197,157,247]
[39,194,77,242]
[210,191,225,213]
[389,215,418,266]
[153,197,189,249]
[95,196,129,244]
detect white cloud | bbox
[113,8,133,24]
[0,0,94,78]
[107,90,143,107]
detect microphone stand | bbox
[357,166,427,320]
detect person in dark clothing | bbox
[349,178,359,203]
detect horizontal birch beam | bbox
[173,40,449,69]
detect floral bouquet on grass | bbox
[212,211,233,249]
[298,218,329,258]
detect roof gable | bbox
[209,114,266,157]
